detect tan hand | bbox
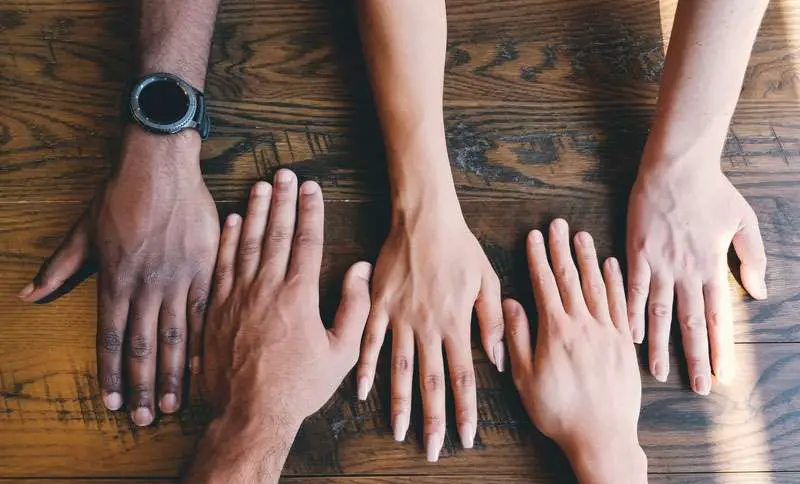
[627,163,766,393]
[356,203,503,461]
[504,219,645,483]
[203,170,372,422]
[18,128,219,425]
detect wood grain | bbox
[1,0,800,481]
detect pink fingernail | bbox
[103,392,122,411]
[159,393,178,413]
[393,412,409,442]
[459,423,475,449]
[17,283,34,299]
[426,433,442,462]
[652,360,668,382]
[493,342,505,373]
[693,375,711,396]
[190,357,201,374]
[357,376,370,401]
[131,407,153,427]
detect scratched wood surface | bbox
[1,0,800,482]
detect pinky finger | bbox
[188,269,213,375]
[626,253,650,344]
[213,213,242,302]
[603,258,629,336]
[356,304,389,401]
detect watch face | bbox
[130,73,197,134]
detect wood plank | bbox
[2,202,800,477]
[1,0,798,203]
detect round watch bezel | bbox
[129,73,198,135]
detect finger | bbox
[574,231,610,322]
[603,258,629,335]
[389,326,414,443]
[733,210,767,300]
[356,298,388,402]
[213,213,242,302]
[158,292,188,413]
[676,279,711,396]
[648,275,674,382]
[260,169,299,282]
[188,269,213,375]
[286,181,324,284]
[418,335,446,463]
[127,292,161,427]
[503,299,533,378]
[526,229,563,319]
[19,212,91,302]
[97,277,129,411]
[626,253,651,344]
[475,270,505,373]
[444,334,477,450]
[330,262,373,364]
[236,181,272,284]
[704,270,735,385]
[548,219,586,314]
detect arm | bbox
[183,171,372,482]
[504,220,647,484]
[19,0,221,424]
[626,0,769,393]
[355,0,505,461]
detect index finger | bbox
[526,230,563,318]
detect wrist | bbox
[117,124,202,174]
[561,434,647,484]
[639,119,726,176]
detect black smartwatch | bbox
[128,72,210,139]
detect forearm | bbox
[183,409,300,484]
[645,0,769,169]
[564,435,648,484]
[137,0,220,89]
[357,0,457,213]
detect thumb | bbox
[732,210,767,300]
[329,261,373,363]
[18,211,92,303]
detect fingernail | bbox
[159,393,178,413]
[190,357,201,374]
[131,407,153,427]
[693,375,710,396]
[493,342,505,373]
[300,181,319,194]
[393,413,409,442]
[357,376,371,401]
[17,282,34,299]
[252,181,270,196]
[225,213,241,227]
[578,231,592,246]
[426,433,442,462]
[552,218,568,233]
[352,262,373,280]
[103,392,122,411]
[632,327,644,344]
[529,230,543,244]
[652,360,668,382]
[608,257,620,274]
[275,169,293,184]
[459,423,475,449]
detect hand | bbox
[18,127,219,425]
[356,195,504,461]
[203,170,372,422]
[187,171,372,484]
[504,219,646,484]
[627,160,767,393]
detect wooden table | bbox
[2,0,800,481]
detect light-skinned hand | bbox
[627,161,766,394]
[356,196,504,461]
[504,219,646,484]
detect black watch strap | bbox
[192,90,211,140]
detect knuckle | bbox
[392,355,411,375]
[268,229,293,245]
[158,372,181,391]
[650,303,670,319]
[681,315,706,334]
[131,383,153,405]
[160,327,186,346]
[214,265,232,285]
[100,372,122,390]
[190,293,209,318]
[451,367,476,392]
[424,415,444,428]
[238,239,262,257]
[293,230,323,249]
[128,335,154,360]
[630,283,648,298]
[391,394,411,409]
[423,373,444,393]
[363,330,384,349]
[99,329,123,354]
